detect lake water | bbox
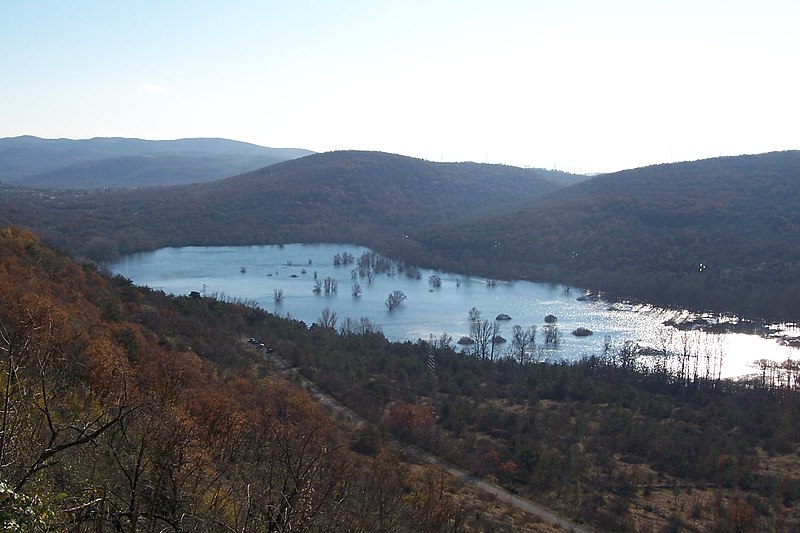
[108,243,798,378]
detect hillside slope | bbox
[4,227,800,531]
[0,135,313,188]
[0,150,566,259]
[409,151,800,321]
[0,227,537,532]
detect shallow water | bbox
[108,243,798,378]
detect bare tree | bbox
[385,291,407,311]
[431,332,452,351]
[357,317,381,335]
[509,324,536,364]
[323,277,338,294]
[317,307,338,329]
[488,322,503,361]
[339,317,357,336]
[468,311,500,361]
[616,340,641,371]
[351,282,362,297]
[543,323,561,346]
[0,306,135,496]
[780,359,800,390]
[274,288,284,303]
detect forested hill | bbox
[0,135,313,188]
[0,150,567,259]
[0,227,523,531]
[5,227,800,532]
[408,151,800,322]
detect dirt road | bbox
[257,344,593,533]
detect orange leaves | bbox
[388,402,436,441]
[1,229,488,530]
[82,333,133,401]
[496,458,520,481]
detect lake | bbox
[108,243,798,378]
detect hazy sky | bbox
[2,1,798,173]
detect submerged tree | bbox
[323,277,338,294]
[386,291,407,311]
[543,323,561,346]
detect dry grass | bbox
[403,462,567,532]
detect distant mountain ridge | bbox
[0,135,314,188]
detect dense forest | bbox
[2,227,799,531]
[0,150,566,260]
[405,151,800,322]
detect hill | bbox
[406,151,800,321]
[4,147,797,321]
[4,227,800,532]
[0,150,567,259]
[0,135,313,188]
[0,227,556,532]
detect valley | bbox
[2,143,799,532]
[2,228,799,532]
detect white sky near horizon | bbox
[1,0,798,174]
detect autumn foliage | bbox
[0,228,477,531]
[3,226,798,532]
